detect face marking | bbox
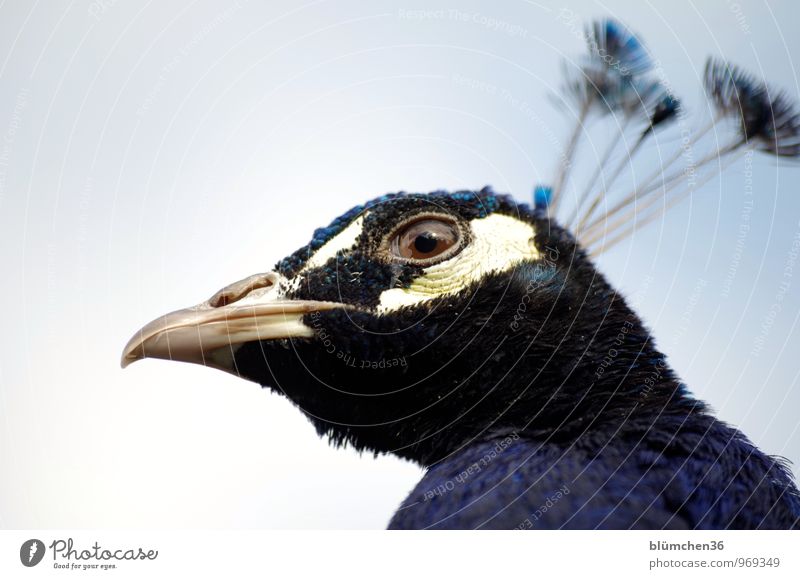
[377,213,539,312]
[303,214,366,272]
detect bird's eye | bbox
[390,217,461,264]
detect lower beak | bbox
[120,272,344,372]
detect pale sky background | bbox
[1,0,799,529]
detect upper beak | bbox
[121,271,344,372]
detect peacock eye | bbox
[389,217,461,264]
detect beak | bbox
[121,272,344,372]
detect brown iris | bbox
[390,217,461,263]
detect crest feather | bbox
[542,19,800,255]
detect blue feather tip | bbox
[533,185,552,211]
[593,19,652,78]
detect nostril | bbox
[208,272,277,308]
[209,291,242,308]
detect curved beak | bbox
[121,272,344,372]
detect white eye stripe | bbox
[272,213,367,300]
[376,213,539,313]
[302,214,367,272]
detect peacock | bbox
[122,19,800,529]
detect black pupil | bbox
[414,233,439,254]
